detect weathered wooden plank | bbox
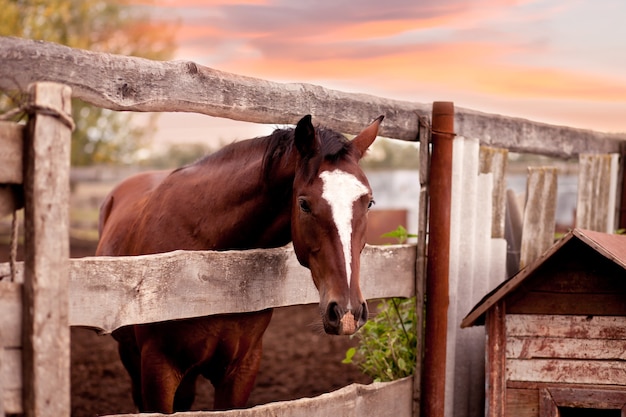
[1,348,22,414]
[505,388,539,417]
[539,388,557,417]
[506,314,626,339]
[0,122,23,184]
[0,243,413,415]
[548,387,626,409]
[0,37,424,142]
[486,301,507,417]
[507,292,626,316]
[1,38,624,156]
[72,244,414,333]
[1,348,21,392]
[479,146,508,239]
[507,359,626,385]
[0,244,415,334]
[413,114,430,416]
[103,377,412,417]
[519,167,557,268]
[507,336,626,360]
[529,269,626,294]
[455,108,625,158]
[22,82,72,417]
[3,388,20,415]
[0,283,25,414]
[0,282,22,348]
[576,153,620,233]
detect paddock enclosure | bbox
[1,36,625,417]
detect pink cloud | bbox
[133,0,626,132]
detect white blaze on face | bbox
[320,169,369,292]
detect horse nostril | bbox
[356,302,369,326]
[326,302,343,327]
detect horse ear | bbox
[294,114,320,158]
[352,115,384,158]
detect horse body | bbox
[96,115,382,413]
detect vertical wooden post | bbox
[617,142,626,230]
[520,167,557,268]
[479,146,508,240]
[485,301,506,417]
[576,154,619,233]
[414,115,431,416]
[22,82,72,417]
[421,102,454,417]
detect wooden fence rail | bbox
[0,244,415,415]
[106,377,413,417]
[0,244,415,333]
[1,37,624,157]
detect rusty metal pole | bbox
[421,101,454,417]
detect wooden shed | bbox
[461,228,626,417]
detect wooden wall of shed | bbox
[503,313,626,417]
[506,240,626,317]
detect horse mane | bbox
[173,124,353,185]
[262,125,352,182]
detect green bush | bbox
[343,297,417,382]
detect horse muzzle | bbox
[323,301,368,335]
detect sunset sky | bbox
[140,0,626,144]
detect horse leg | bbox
[112,326,143,410]
[212,339,265,410]
[139,341,182,413]
[173,371,199,411]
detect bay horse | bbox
[96,114,383,413]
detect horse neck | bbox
[184,138,298,249]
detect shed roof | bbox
[461,228,626,328]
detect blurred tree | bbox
[142,142,218,169]
[0,0,177,165]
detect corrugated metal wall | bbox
[445,136,507,417]
[442,136,620,417]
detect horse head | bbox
[290,115,383,335]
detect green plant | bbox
[343,297,417,382]
[342,225,418,381]
[380,225,417,244]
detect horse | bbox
[95,114,383,413]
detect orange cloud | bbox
[474,66,626,102]
[320,17,455,42]
[217,41,626,104]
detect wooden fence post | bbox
[519,167,557,268]
[421,102,454,417]
[22,82,72,417]
[576,153,620,233]
[479,146,508,240]
[619,143,626,230]
[414,115,431,416]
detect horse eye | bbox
[368,200,375,210]
[299,198,311,213]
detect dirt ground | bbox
[2,241,371,416]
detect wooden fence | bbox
[1,36,625,417]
